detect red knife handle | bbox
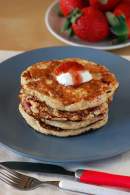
[75,169,130,189]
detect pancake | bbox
[20,93,108,121]
[43,113,107,129]
[19,58,119,137]
[21,58,119,111]
[19,104,108,137]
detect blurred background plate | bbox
[45,1,130,50]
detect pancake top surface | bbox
[21,58,119,111]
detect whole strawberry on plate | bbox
[60,0,88,16]
[89,0,121,11]
[114,2,130,20]
[62,7,110,42]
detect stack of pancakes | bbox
[19,58,119,137]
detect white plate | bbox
[45,0,130,50]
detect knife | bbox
[2,161,130,190]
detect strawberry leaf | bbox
[61,8,82,36]
[70,8,81,17]
[106,12,128,43]
[99,0,108,4]
[106,12,120,26]
[66,28,74,37]
[61,19,71,32]
[53,4,63,17]
[70,13,82,23]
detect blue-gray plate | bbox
[0,46,130,163]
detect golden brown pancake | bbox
[19,104,108,137]
[43,113,107,130]
[21,58,119,111]
[20,93,108,121]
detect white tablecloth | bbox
[0,51,130,195]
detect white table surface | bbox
[0,51,130,195]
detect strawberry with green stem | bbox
[62,7,110,42]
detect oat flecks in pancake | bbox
[43,114,107,130]
[21,58,119,111]
[19,104,108,137]
[20,93,108,121]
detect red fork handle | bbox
[75,169,130,189]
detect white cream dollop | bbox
[56,70,92,86]
[56,72,73,86]
[80,71,93,83]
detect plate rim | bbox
[45,0,130,50]
[1,140,130,163]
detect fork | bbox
[0,164,59,190]
[0,163,130,195]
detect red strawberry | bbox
[121,0,130,3]
[59,0,87,16]
[114,2,130,20]
[89,0,121,12]
[71,7,109,42]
